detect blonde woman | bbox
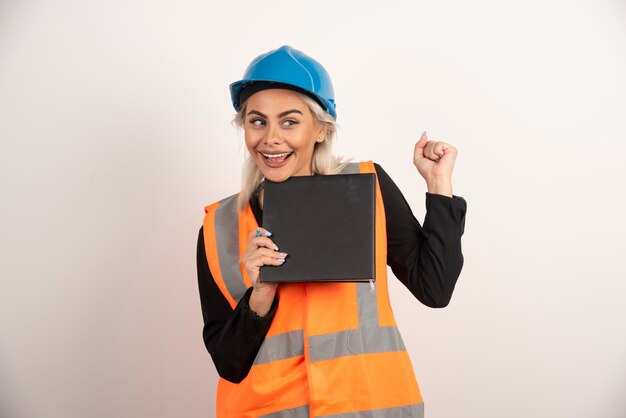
[197,45,467,418]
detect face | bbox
[243,89,326,183]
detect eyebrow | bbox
[246,109,304,118]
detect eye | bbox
[282,119,298,127]
[249,118,265,127]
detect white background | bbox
[1,0,625,417]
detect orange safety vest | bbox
[203,161,424,418]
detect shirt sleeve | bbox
[196,227,278,383]
[374,163,467,308]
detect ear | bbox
[316,127,328,143]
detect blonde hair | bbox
[234,92,349,211]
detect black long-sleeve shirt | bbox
[197,163,467,383]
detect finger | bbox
[424,141,440,161]
[438,144,458,164]
[249,255,286,267]
[250,236,279,251]
[433,141,446,157]
[249,227,273,240]
[413,131,428,159]
[254,248,288,260]
[244,248,282,266]
[416,131,428,148]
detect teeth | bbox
[262,152,292,158]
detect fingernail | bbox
[273,244,279,251]
[422,130,428,137]
[263,229,272,237]
[279,252,288,258]
[277,258,285,263]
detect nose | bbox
[264,122,283,145]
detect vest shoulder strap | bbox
[339,160,376,175]
[203,193,248,308]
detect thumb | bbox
[414,131,428,159]
[416,131,428,148]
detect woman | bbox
[197,45,467,418]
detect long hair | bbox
[233,92,349,211]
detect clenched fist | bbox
[413,131,457,197]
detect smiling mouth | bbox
[261,152,293,164]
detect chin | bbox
[262,171,291,183]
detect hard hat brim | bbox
[230,80,332,118]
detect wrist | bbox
[249,287,276,317]
[426,177,453,197]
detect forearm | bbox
[413,193,466,307]
[207,287,278,382]
[197,227,277,383]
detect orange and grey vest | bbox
[203,161,424,418]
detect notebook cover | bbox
[260,173,376,283]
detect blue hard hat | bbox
[229,45,337,119]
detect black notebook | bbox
[260,173,376,283]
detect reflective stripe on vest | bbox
[260,405,310,418]
[213,194,247,303]
[259,403,424,418]
[204,161,424,418]
[313,403,424,418]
